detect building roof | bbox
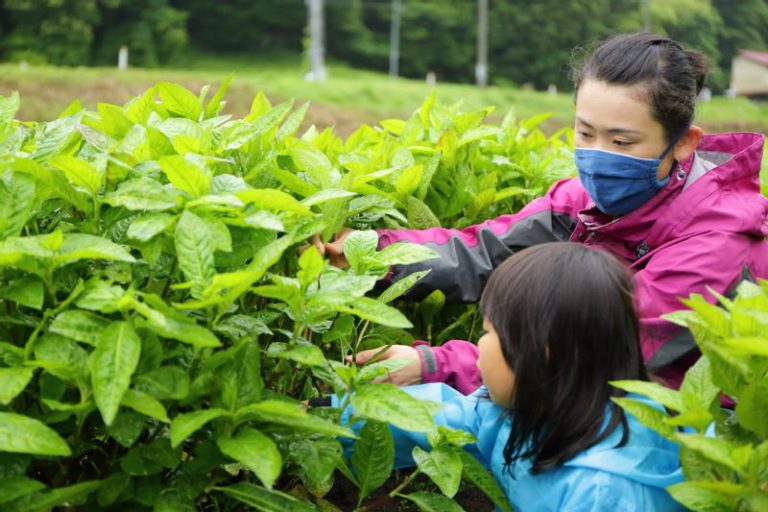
[739,50,768,67]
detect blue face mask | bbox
[575,137,681,216]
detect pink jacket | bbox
[379,133,768,393]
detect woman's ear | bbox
[673,125,703,162]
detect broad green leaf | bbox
[5,480,104,512]
[217,428,282,488]
[351,384,436,432]
[458,450,512,512]
[302,188,357,207]
[289,438,342,493]
[0,342,24,366]
[170,408,230,448]
[103,177,179,211]
[735,377,768,438]
[33,333,89,388]
[375,242,439,266]
[127,213,177,241]
[237,188,313,216]
[412,445,462,497]
[333,297,413,328]
[121,388,169,423]
[378,270,430,303]
[202,216,232,252]
[49,155,103,196]
[175,210,216,298]
[49,310,111,346]
[75,281,124,313]
[125,86,156,124]
[267,342,326,367]
[298,245,324,288]
[56,233,135,266]
[0,475,46,505]
[609,380,683,412]
[407,196,441,229]
[679,356,720,412]
[204,75,233,119]
[277,101,309,140]
[134,366,190,400]
[611,397,675,439]
[675,433,750,475]
[720,336,768,356]
[0,91,20,123]
[356,358,414,384]
[0,172,35,241]
[96,102,133,138]
[133,301,221,348]
[0,367,34,405]
[90,321,142,426]
[289,141,335,189]
[0,275,44,310]
[667,481,740,512]
[351,420,394,502]
[0,412,71,456]
[398,492,463,512]
[216,482,316,512]
[158,82,203,120]
[395,164,423,196]
[235,400,355,438]
[159,155,211,199]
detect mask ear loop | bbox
[658,124,691,179]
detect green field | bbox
[1,53,767,137]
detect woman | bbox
[322,33,768,393]
[331,243,686,510]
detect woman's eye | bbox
[578,131,592,139]
[613,139,634,147]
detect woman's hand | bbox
[311,228,354,268]
[348,345,422,387]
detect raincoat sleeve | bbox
[377,178,583,303]
[412,340,481,393]
[332,383,501,470]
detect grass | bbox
[1,52,766,137]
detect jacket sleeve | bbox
[412,340,481,394]
[633,230,757,385]
[377,178,584,302]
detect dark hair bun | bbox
[685,49,709,94]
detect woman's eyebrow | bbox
[576,117,642,135]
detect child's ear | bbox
[673,125,703,162]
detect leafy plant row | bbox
[0,81,571,511]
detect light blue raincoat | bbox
[335,383,685,511]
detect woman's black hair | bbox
[572,32,709,142]
[479,242,647,474]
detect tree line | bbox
[1,0,767,92]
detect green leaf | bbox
[0,91,20,123]
[407,196,440,229]
[289,141,335,189]
[289,438,342,493]
[333,297,413,328]
[398,492,463,512]
[675,433,750,475]
[0,476,46,505]
[217,428,282,489]
[0,367,35,405]
[170,408,230,448]
[49,155,103,196]
[302,188,357,207]
[735,377,768,438]
[204,75,233,119]
[127,213,177,242]
[0,172,35,241]
[33,333,89,388]
[412,445,462,497]
[277,101,310,140]
[0,275,44,310]
[0,412,71,456]
[378,270,430,303]
[343,230,379,269]
[158,82,203,120]
[351,420,394,502]
[5,480,104,512]
[395,164,424,196]
[679,356,720,411]
[49,310,111,346]
[267,342,326,367]
[298,245,324,288]
[458,450,512,512]
[75,280,124,313]
[55,233,135,266]
[103,177,179,211]
[159,155,211,199]
[134,366,190,400]
[133,301,221,348]
[175,210,216,298]
[666,481,740,512]
[351,384,436,433]
[375,242,439,267]
[121,388,169,423]
[235,400,355,438]
[611,397,675,439]
[216,482,317,512]
[609,380,683,412]
[237,188,313,216]
[90,321,142,426]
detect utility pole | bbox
[389,0,402,79]
[476,0,488,87]
[306,0,327,81]
[642,0,651,31]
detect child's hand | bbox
[309,228,354,269]
[348,345,422,386]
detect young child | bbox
[334,243,685,510]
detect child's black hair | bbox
[480,242,648,473]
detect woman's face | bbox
[476,318,515,407]
[574,79,675,180]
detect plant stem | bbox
[388,468,420,498]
